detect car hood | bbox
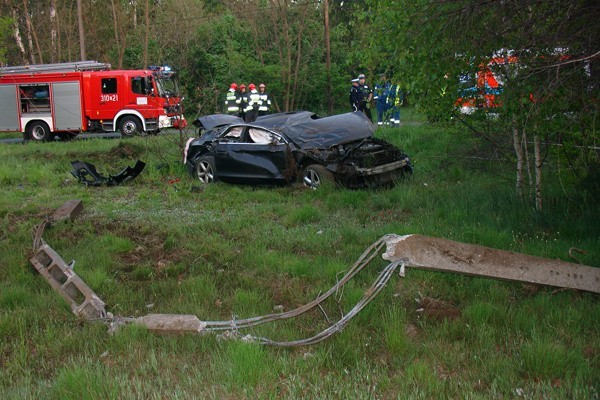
[255,111,375,150]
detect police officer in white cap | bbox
[350,78,361,112]
[358,73,373,120]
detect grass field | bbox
[0,112,598,399]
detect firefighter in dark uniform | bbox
[257,83,272,116]
[350,78,361,112]
[358,73,373,121]
[238,84,248,121]
[224,82,240,116]
[245,83,261,122]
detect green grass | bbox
[0,111,598,398]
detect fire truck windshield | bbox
[155,75,180,98]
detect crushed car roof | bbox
[195,111,375,150]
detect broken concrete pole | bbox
[50,199,83,223]
[135,314,206,335]
[30,244,107,319]
[383,234,600,293]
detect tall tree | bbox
[324,0,333,114]
[76,0,85,60]
[49,0,57,62]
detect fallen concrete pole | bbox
[382,234,600,294]
[30,201,599,344]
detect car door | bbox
[213,126,293,183]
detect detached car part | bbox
[70,159,146,186]
[31,202,599,346]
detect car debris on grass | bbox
[70,159,146,186]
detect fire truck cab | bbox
[0,61,185,141]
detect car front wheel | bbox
[195,156,216,184]
[302,164,334,189]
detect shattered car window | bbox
[224,126,243,139]
[249,128,280,144]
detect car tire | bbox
[302,164,334,189]
[119,116,142,137]
[26,121,51,141]
[195,156,216,184]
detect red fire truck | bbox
[0,61,185,141]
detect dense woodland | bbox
[0,0,598,207]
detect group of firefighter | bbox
[224,74,404,126]
[350,73,405,126]
[225,82,273,122]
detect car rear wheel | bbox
[195,156,216,184]
[303,164,334,189]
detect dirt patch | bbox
[416,296,461,320]
[92,221,189,280]
[106,142,144,160]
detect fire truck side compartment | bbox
[52,82,83,131]
[0,85,19,131]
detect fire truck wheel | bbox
[26,121,51,141]
[119,116,142,137]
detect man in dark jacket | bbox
[358,73,373,121]
[238,84,248,121]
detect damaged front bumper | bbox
[354,159,411,176]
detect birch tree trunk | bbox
[12,8,26,64]
[133,0,137,29]
[23,0,35,64]
[50,0,57,62]
[512,122,524,197]
[522,128,534,200]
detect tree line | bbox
[0,0,597,208]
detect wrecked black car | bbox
[185,111,412,189]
